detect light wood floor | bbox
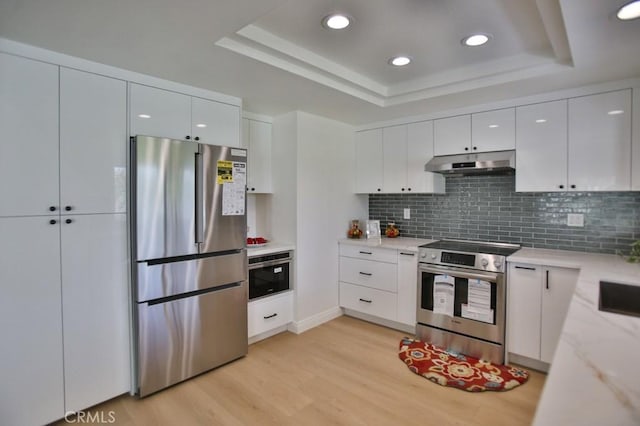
[60,316,545,425]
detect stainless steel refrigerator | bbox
[130,135,248,397]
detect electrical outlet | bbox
[403,208,410,219]
[567,213,584,227]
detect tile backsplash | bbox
[369,175,640,255]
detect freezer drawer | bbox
[136,281,248,397]
[136,250,247,302]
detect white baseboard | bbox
[507,352,550,373]
[248,325,290,345]
[288,306,343,334]
[342,309,416,335]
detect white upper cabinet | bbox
[192,96,240,147]
[434,109,514,156]
[407,121,445,193]
[434,115,471,156]
[60,68,127,214]
[130,83,191,140]
[382,125,408,192]
[516,100,568,192]
[633,88,640,191]
[130,83,240,147]
[355,128,383,193]
[472,108,515,152]
[568,89,631,191]
[244,118,273,193]
[0,53,59,217]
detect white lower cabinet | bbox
[0,214,130,425]
[339,243,419,328]
[507,263,579,365]
[248,291,293,339]
[0,217,64,426]
[61,214,130,413]
[339,282,397,320]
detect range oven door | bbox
[417,263,505,346]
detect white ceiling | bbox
[0,0,639,125]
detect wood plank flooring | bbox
[59,316,545,425]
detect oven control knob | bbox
[431,254,437,260]
[481,258,489,267]
[420,252,426,258]
[494,260,502,269]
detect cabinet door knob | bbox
[464,147,469,151]
[559,185,564,189]
[49,219,57,225]
[377,188,381,192]
[401,188,405,191]
[407,187,411,191]
[65,206,72,211]
[570,184,576,189]
[65,219,73,224]
[185,135,191,140]
[194,136,200,141]
[472,146,477,150]
[49,206,57,212]
[251,187,255,191]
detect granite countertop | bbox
[338,236,435,251]
[507,248,640,425]
[246,241,295,257]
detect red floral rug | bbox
[398,338,529,392]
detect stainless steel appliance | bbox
[417,240,520,364]
[130,135,248,397]
[248,250,293,300]
[424,150,515,175]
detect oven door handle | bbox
[248,259,290,270]
[419,265,500,282]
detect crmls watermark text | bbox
[64,410,116,424]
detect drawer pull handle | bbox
[359,298,372,303]
[400,252,415,256]
[263,313,278,319]
[359,251,372,255]
[515,266,536,271]
[359,272,372,276]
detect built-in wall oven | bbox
[248,250,293,300]
[417,240,520,364]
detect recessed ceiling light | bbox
[488,124,499,128]
[462,33,491,47]
[607,110,624,115]
[617,0,640,20]
[389,56,411,67]
[322,13,351,30]
[535,119,547,123]
[196,123,207,128]
[138,114,151,119]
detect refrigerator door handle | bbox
[195,151,204,245]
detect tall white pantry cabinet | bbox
[0,52,130,425]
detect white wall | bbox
[272,111,367,328]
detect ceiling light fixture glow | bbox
[488,124,499,128]
[462,33,491,47]
[389,56,411,67]
[535,119,547,123]
[196,123,207,128]
[323,13,351,30]
[617,1,640,20]
[607,110,624,115]
[138,114,151,119]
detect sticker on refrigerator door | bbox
[217,160,233,184]
[222,161,246,216]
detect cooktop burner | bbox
[420,240,521,257]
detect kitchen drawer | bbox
[339,257,397,292]
[339,244,397,263]
[339,282,397,321]
[248,291,293,338]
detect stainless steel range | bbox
[417,240,520,364]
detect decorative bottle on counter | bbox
[347,220,363,239]
[385,222,399,238]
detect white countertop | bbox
[507,248,640,425]
[338,236,435,251]
[247,242,295,257]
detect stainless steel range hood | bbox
[425,150,515,175]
